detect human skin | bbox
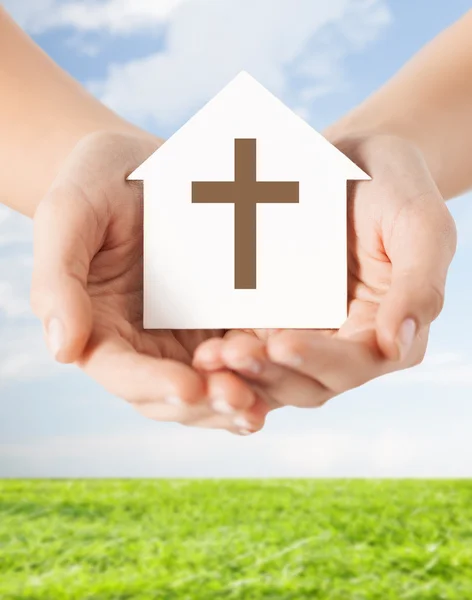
[195,10,472,412]
[195,134,456,410]
[0,9,156,216]
[326,9,472,201]
[0,7,268,434]
[0,7,464,431]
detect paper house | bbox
[128,71,370,329]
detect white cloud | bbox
[449,192,472,248]
[0,206,63,382]
[65,35,101,57]
[383,351,472,386]
[0,281,31,318]
[4,0,189,34]
[0,322,70,382]
[0,207,33,320]
[2,0,57,32]
[49,0,189,33]
[0,208,8,229]
[90,0,391,130]
[1,426,471,477]
[0,211,33,319]
[4,1,391,128]
[0,206,32,247]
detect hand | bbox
[193,134,457,411]
[31,131,269,434]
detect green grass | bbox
[1,480,472,599]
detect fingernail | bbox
[46,318,65,359]
[233,416,254,431]
[397,318,416,360]
[238,429,254,436]
[164,395,184,407]
[211,397,236,415]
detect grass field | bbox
[1,480,472,599]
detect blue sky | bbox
[1,0,472,477]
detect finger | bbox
[177,393,271,434]
[193,331,261,372]
[376,192,457,361]
[220,332,332,409]
[79,332,206,406]
[267,330,390,395]
[206,370,258,417]
[236,395,273,431]
[108,364,268,434]
[31,187,104,363]
[189,396,270,435]
[132,400,211,424]
[193,337,226,371]
[194,334,272,432]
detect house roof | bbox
[128,71,370,182]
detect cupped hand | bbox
[194,134,457,411]
[31,131,268,434]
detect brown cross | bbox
[192,138,299,289]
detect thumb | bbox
[376,193,457,362]
[31,187,102,363]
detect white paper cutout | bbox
[128,72,370,329]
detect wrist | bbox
[323,113,404,148]
[323,118,446,199]
[23,121,160,219]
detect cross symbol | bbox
[192,138,300,289]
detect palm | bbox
[35,132,452,425]
[85,180,389,394]
[86,186,223,367]
[88,231,222,366]
[342,180,395,344]
[77,135,403,369]
[239,182,397,347]
[32,131,235,415]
